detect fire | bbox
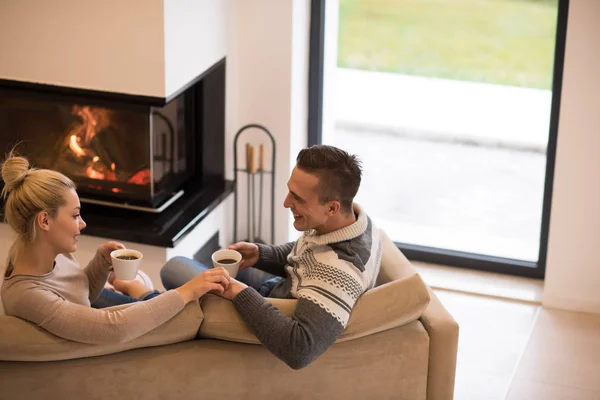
[85,165,105,180]
[65,105,147,185]
[69,135,87,157]
[128,169,151,185]
[66,105,112,178]
[73,105,111,143]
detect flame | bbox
[128,169,151,185]
[69,135,87,157]
[65,105,148,186]
[65,105,122,181]
[86,165,105,180]
[72,105,111,143]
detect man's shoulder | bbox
[326,218,380,272]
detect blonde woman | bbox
[0,153,230,344]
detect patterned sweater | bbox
[233,203,382,369]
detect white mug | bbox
[110,249,143,280]
[211,249,242,278]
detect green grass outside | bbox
[338,0,559,89]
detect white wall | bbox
[226,0,310,246]
[543,0,600,314]
[0,0,165,97]
[0,0,227,98]
[163,0,226,98]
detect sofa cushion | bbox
[199,228,430,344]
[0,301,204,362]
[199,272,430,344]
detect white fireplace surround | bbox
[0,0,226,100]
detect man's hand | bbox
[218,278,248,300]
[228,242,259,270]
[98,241,126,266]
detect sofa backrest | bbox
[377,229,417,286]
[199,229,430,344]
[0,300,204,362]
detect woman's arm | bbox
[6,284,187,344]
[82,251,111,303]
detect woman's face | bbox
[46,188,87,254]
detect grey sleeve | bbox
[254,242,295,277]
[233,287,344,369]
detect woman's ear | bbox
[36,211,51,232]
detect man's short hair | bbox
[296,145,362,214]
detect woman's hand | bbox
[98,241,126,265]
[175,267,231,303]
[228,242,259,270]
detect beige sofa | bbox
[0,232,459,400]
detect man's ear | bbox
[327,201,341,216]
[36,211,51,232]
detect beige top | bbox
[1,252,185,345]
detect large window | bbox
[309,0,569,277]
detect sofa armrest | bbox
[420,290,459,400]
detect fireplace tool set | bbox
[233,124,276,244]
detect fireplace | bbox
[0,59,226,213]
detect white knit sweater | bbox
[284,203,382,326]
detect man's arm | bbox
[254,242,295,277]
[233,288,344,369]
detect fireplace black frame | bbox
[0,59,226,209]
[0,58,231,247]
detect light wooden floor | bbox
[436,289,600,400]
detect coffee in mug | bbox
[211,249,242,278]
[110,249,143,280]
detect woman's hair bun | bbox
[1,155,31,199]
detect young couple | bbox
[1,145,381,369]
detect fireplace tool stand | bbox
[233,124,276,244]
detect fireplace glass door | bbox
[0,89,194,208]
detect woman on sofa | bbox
[0,153,231,344]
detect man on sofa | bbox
[161,145,382,369]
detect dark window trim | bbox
[308,0,570,279]
[308,0,326,147]
[396,242,543,279]
[536,0,569,276]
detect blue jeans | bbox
[91,288,161,309]
[161,256,283,297]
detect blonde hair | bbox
[1,152,76,271]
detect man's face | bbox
[283,167,332,233]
